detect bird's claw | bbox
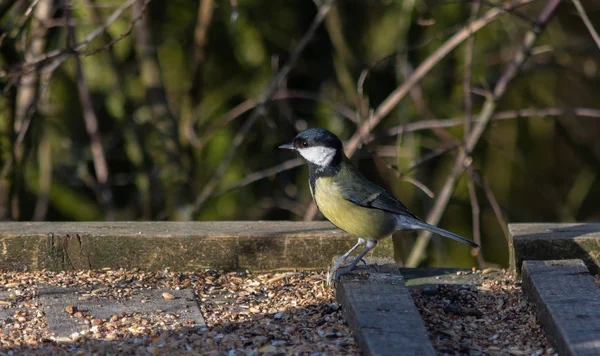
[326,268,338,286]
[326,264,356,286]
[326,267,344,286]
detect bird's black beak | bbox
[278,142,295,150]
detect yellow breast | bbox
[313,176,395,239]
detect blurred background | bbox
[1,0,599,269]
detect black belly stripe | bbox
[308,162,340,194]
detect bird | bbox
[279,128,479,285]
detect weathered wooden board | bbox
[509,223,600,275]
[0,221,394,271]
[336,264,436,356]
[522,259,600,356]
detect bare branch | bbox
[190,89,358,149]
[217,158,304,196]
[303,0,535,221]
[344,0,536,157]
[133,0,192,219]
[66,0,115,220]
[476,170,510,242]
[1,0,146,81]
[0,57,62,185]
[571,0,600,51]
[466,165,485,267]
[189,0,214,106]
[366,146,436,198]
[32,127,51,221]
[464,0,480,138]
[258,197,306,217]
[192,1,336,215]
[369,107,600,143]
[400,143,461,176]
[6,0,53,220]
[405,0,562,267]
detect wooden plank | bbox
[509,223,600,275]
[0,221,394,271]
[522,259,600,356]
[336,264,436,356]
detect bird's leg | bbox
[327,238,365,286]
[334,240,377,283]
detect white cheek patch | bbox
[298,146,337,166]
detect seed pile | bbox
[0,269,358,355]
[0,267,563,355]
[412,270,555,356]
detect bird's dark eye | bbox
[301,141,309,147]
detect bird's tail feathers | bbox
[410,220,479,248]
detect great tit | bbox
[279,128,479,285]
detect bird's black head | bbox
[279,128,343,167]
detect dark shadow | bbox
[513,223,600,275]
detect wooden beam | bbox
[0,221,394,271]
[522,259,600,356]
[509,223,600,275]
[336,264,436,356]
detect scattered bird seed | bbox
[0,269,358,354]
[412,270,556,355]
[0,267,559,354]
[64,305,77,314]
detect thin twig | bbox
[369,107,600,142]
[345,0,535,157]
[464,0,480,138]
[217,158,304,196]
[32,126,51,221]
[5,0,53,220]
[400,143,461,176]
[401,177,434,198]
[13,0,42,42]
[1,0,146,81]
[366,146,436,198]
[400,54,457,145]
[466,165,485,267]
[192,1,336,215]
[405,0,562,267]
[85,0,156,220]
[0,55,62,185]
[190,89,358,149]
[258,197,306,217]
[571,0,600,50]
[355,0,537,95]
[66,0,116,220]
[476,170,510,242]
[189,0,214,105]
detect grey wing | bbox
[338,167,421,220]
[337,163,479,248]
